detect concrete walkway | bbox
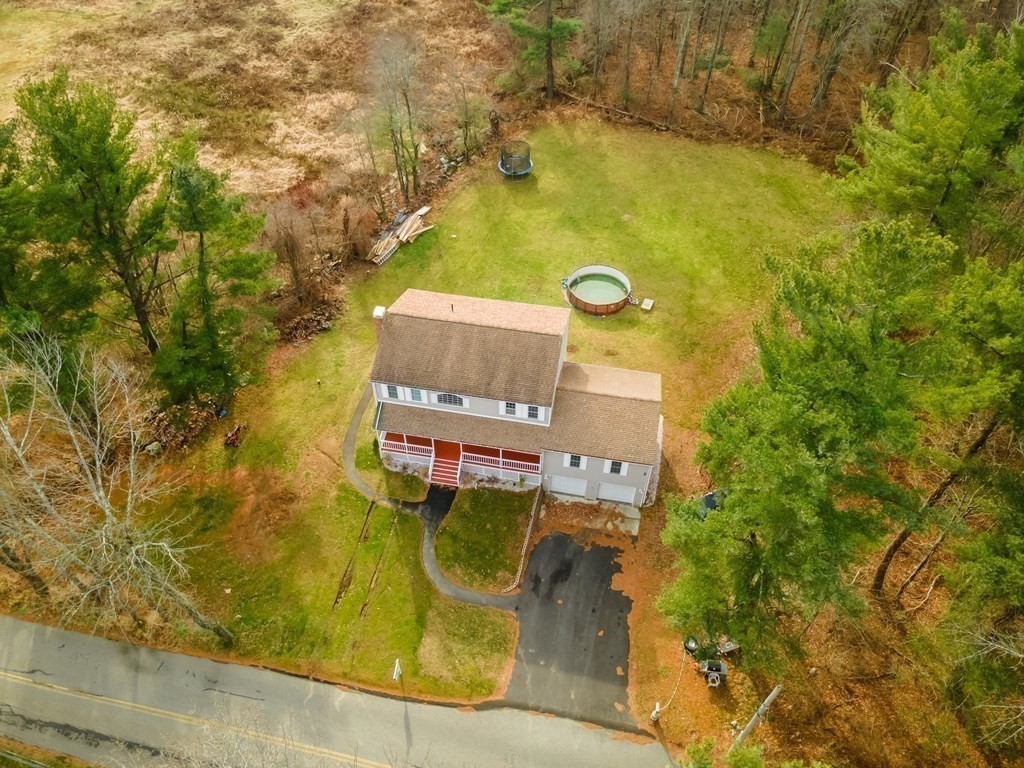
[416,487,517,610]
[0,616,677,768]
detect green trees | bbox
[4,70,274,404]
[662,13,1024,755]
[0,121,30,320]
[17,69,174,356]
[661,221,942,669]
[840,16,1024,254]
[0,118,98,341]
[155,139,274,403]
[488,0,581,98]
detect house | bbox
[370,289,663,508]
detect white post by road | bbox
[393,658,402,681]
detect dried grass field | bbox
[1,0,503,194]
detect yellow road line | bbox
[0,669,391,768]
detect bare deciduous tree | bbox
[584,0,622,99]
[371,35,425,206]
[0,335,232,643]
[956,629,1024,748]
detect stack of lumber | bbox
[370,206,434,265]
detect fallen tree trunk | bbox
[872,414,999,599]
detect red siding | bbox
[463,444,500,458]
[503,449,541,464]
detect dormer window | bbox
[386,384,399,399]
[437,392,464,407]
[505,401,517,415]
[527,405,540,419]
[410,388,423,402]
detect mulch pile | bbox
[145,397,220,452]
[278,298,343,344]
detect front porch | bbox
[379,431,542,489]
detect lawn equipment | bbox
[224,423,246,448]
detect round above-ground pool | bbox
[565,265,632,315]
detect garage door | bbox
[597,482,636,505]
[549,475,587,497]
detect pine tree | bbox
[488,0,582,98]
[840,14,1024,256]
[0,119,100,342]
[155,137,275,404]
[15,69,174,356]
[661,221,952,669]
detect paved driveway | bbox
[416,488,637,729]
[503,532,635,729]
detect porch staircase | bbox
[429,456,461,487]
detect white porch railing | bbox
[462,452,500,467]
[381,439,432,457]
[504,459,541,474]
[462,452,540,475]
[463,465,542,486]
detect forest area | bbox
[495,0,1024,152]
[1,0,1024,765]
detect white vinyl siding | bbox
[373,383,551,425]
[497,401,546,422]
[564,453,587,470]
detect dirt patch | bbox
[416,617,456,683]
[223,465,299,562]
[752,608,989,768]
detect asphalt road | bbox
[0,616,676,768]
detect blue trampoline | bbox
[498,141,533,177]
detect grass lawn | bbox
[161,481,513,699]
[435,489,536,592]
[353,397,429,502]
[160,119,847,699]
[0,737,89,768]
